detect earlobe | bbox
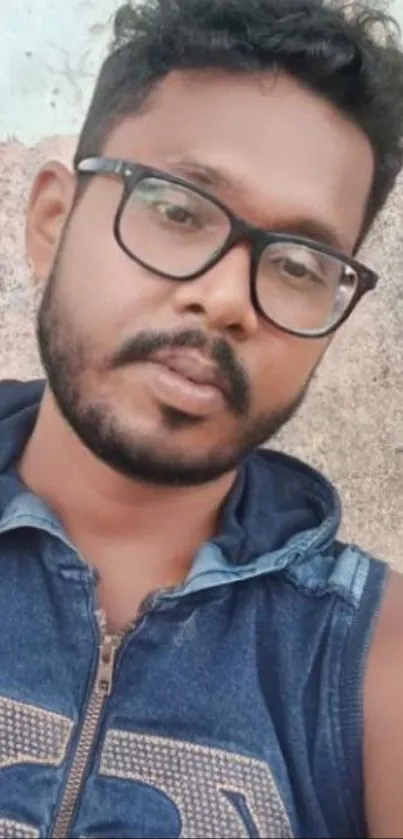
[25,161,76,286]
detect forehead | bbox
[103,70,374,252]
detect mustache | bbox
[109,329,251,415]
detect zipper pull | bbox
[96,634,118,696]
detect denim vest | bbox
[0,380,388,839]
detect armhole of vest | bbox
[336,554,390,836]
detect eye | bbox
[277,254,325,286]
[157,202,200,227]
[282,257,311,278]
[134,181,205,230]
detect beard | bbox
[36,258,313,487]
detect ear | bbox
[26,161,76,286]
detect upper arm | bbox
[364,570,403,838]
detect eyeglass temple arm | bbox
[76,157,126,176]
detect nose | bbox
[171,242,259,339]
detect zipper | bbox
[51,613,122,839]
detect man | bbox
[1,0,403,835]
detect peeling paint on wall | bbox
[0,0,121,145]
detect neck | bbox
[18,389,236,628]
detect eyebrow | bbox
[167,157,235,192]
[272,219,349,253]
[165,156,349,253]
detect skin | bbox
[22,69,374,622]
[19,67,403,834]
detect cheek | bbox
[251,332,327,409]
[59,212,172,336]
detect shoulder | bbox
[364,569,403,838]
[282,540,387,611]
[249,544,389,837]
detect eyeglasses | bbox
[75,156,378,339]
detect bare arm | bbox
[364,570,403,838]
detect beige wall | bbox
[1,3,402,568]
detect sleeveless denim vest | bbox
[0,380,388,838]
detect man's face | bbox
[29,70,374,485]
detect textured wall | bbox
[1,0,403,567]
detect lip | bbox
[150,348,228,397]
[140,348,228,417]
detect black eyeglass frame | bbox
[76,155,379,339]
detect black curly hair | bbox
[74,0,403,245]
